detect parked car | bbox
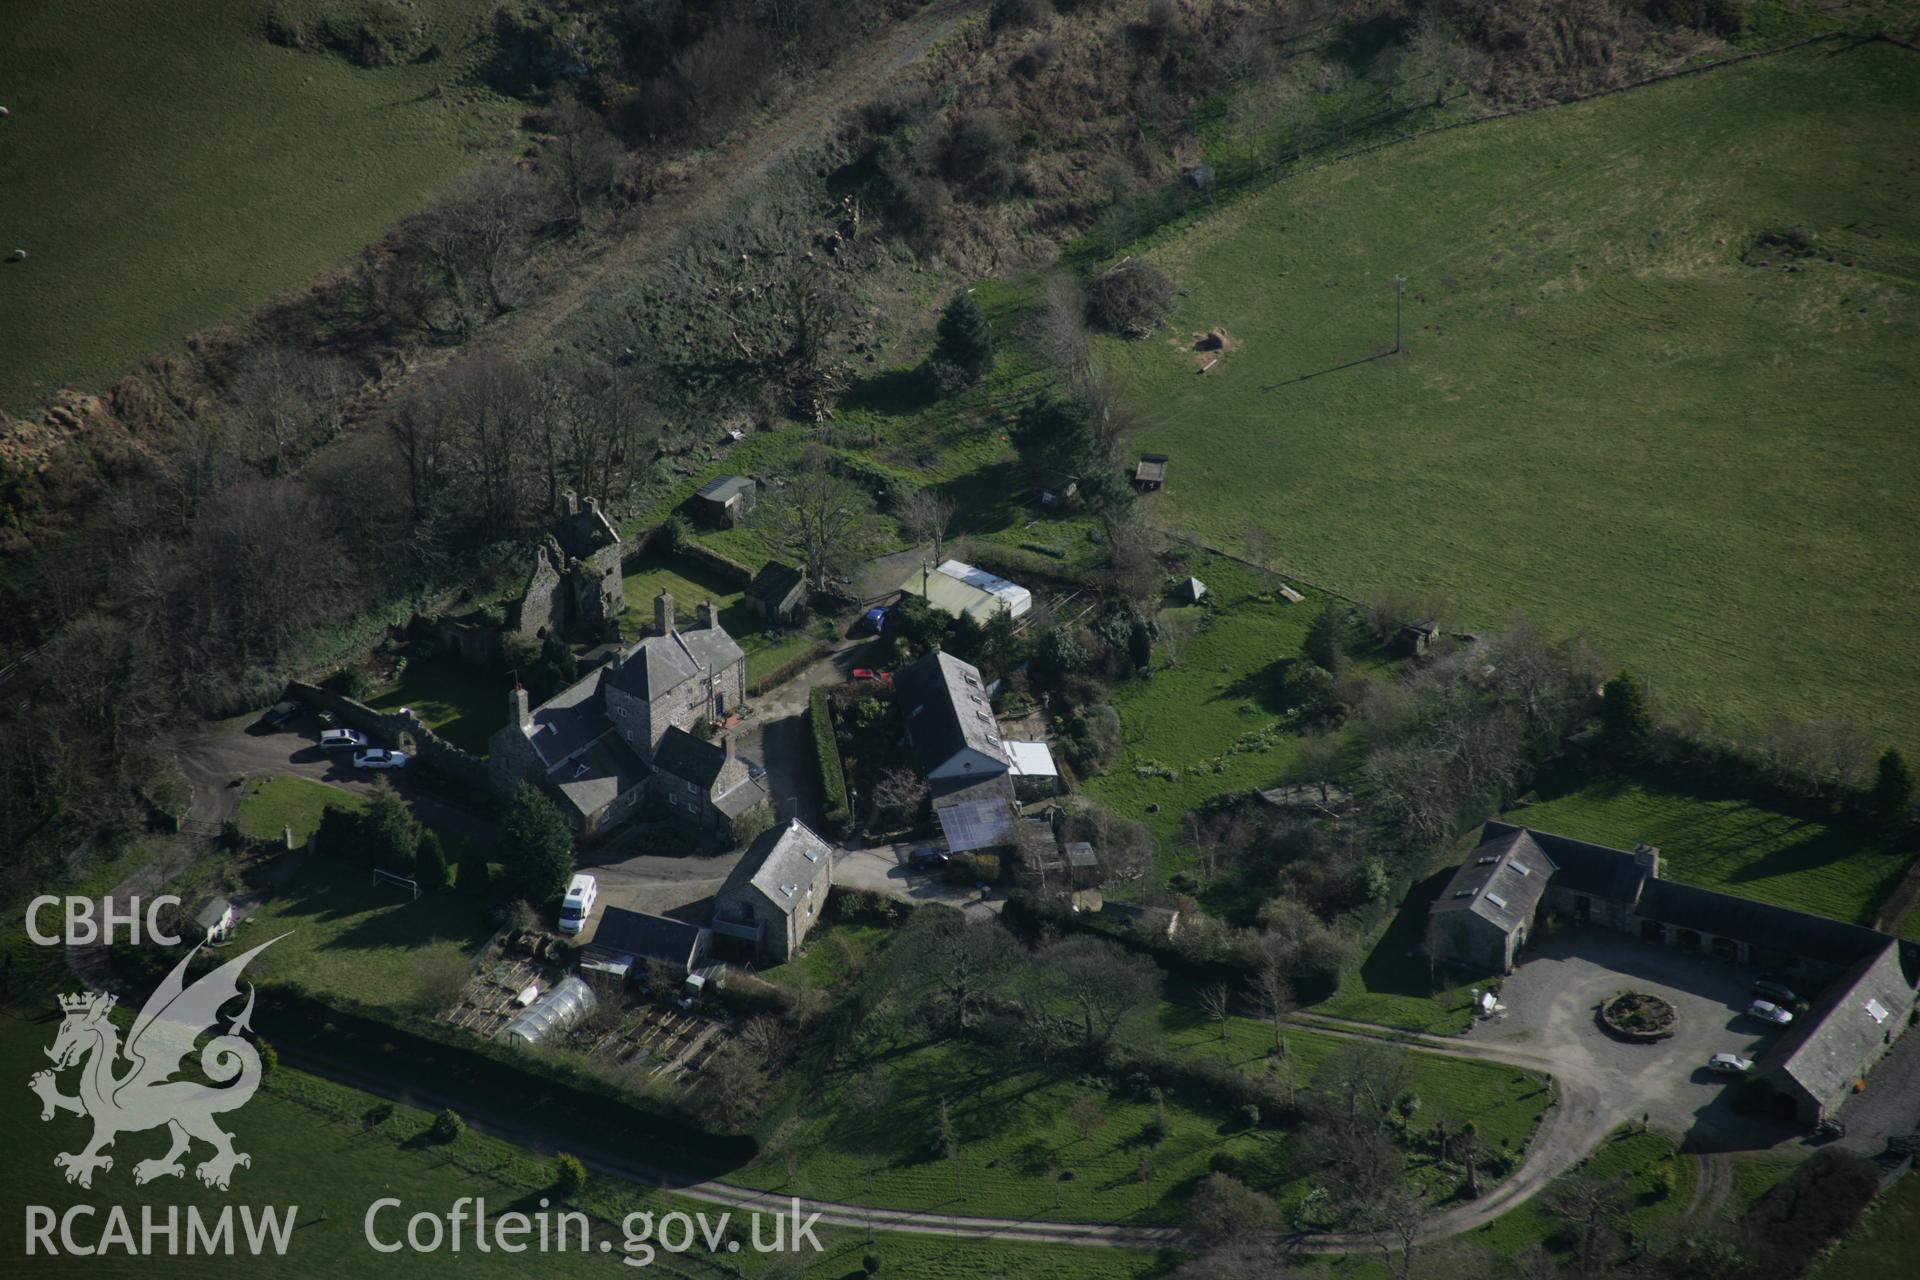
[352,748,408,770]
[558,874,597,935]
[859,606,891,636]
[320,728,369,751]
[1707,1052,1754,1075]
[906,848,949,870]
[260,700,304,729]
[1751,979,1800,1005]
[1746,999,1794,1026]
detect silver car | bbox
[320,728,368,750]
[1708,1052,1754,1075]
[1746,999,1793,1026]
[352,748,408,770]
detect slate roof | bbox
[1772,939,1918,1109]
[1066,842,1099,868]
[519,666,610,768]
[1429,826,1556,934]
[897,649,1009,777]
[607,625,745,701]
[590,907,707,967]
[1636,879,1891,969]
[551,735,651,823]
[721,820,833,918]
[1484,821,1653,904]
[697,475,754,503]
[746,562,806,608]
[193,898,233,930]
[654,726,726,789]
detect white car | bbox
[352,748,408,770]
[1746,999,1794,1026]
[1708,1052,1754,1075]
[320,728,369,751]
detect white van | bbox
[558,874,597,935]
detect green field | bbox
[620,551,824,685]
[1505,769,1909,926]
[1104,39,1920,745]
[234,774,367,843]
[240,855,496,1011]
[0,1011,1177,1279]
[1808,1165,1920,1280]
[0,0,517,412]
[368,657,508,756]
[1081,554,1320,848]
[737,1009,1547,1225]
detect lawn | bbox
[367,655,508,756]
[1808,1165,1920,1280]
[0,1011,1173,1280]
[619,550,823,686]
[239,854,497,1013]
[736,1013,1547,1226]
[234,774,367,844]
[1081,553,1341,855]
[1311,866,1489,1035]
[1468,1128,1694,1265]
[1504,769,1911,926]
[1099,39,1920,746]
[0,0,519,413]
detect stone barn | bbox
[508,492,626,643]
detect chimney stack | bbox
[723,732,736,762]
[1632,843,1661,881]
[697,599,715,629]
[510,685,531,728]
[560,489,579,517]
[655,591,675,636]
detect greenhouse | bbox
[504,976,596,1047]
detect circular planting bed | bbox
[1601,990,1677,1042]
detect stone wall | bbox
[285,680,493,796]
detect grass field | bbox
[1505,769,1910,925]
[737,1011,1547,1225]
[240,855,496,1012]
[234,775,367,843]
[0,1012,1180,1279]
[1081,554,1324,855]
[1102,39,1920,745]
[1808,1165,1920,1280]
[620,550,824,685]
[1468,1128,1693,1265]
[367,657,508,756]
[0,0,517,412]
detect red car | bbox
[852,668,892,685]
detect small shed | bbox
[1065,841,1100,889]
[1038,471,1079,509]
[1179,577,1207,604]
[1183,164,1216,191]
[1134,454,1168,491]
[192,897,236,945]
[695,475,757,527]
[1398,619,1441,657]
[745,562,807,624]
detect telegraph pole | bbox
[1391,274,1407,354]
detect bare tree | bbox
[1031,271,1091,386]
[1034,934,1161,1053]
[1197,982,1233,1056]
[891,913,1023,1033]
[227,346,354,476]
[897,486,955,564]
[389,164,538,336]
[870,767,929,829]
[543,92,623,229]
[1546,1175,1630,1277]
[1362,1183,1426,1280]
[736,1015,791,1073]
[1297,733,1345,804]
[756,446,880,590]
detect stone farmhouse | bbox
[897,648,1011,797]
[489,591,764,839]
[508,492,626,644]
[712,819,834,963]
[1431,821,1920,1124]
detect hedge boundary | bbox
[810,687,851,826]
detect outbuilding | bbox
[695,475,757,527]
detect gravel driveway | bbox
[1468,930,1809,1152]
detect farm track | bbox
[349,0,981,420]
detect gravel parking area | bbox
[1468,929,1809,1151]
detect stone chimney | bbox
[696,599,715,629]
[655,590,675,636]
[1632,843,1660,881]
[560,489,579,516]
[510,685,531,728]
[723,732,737,762]
[584,495,603,523]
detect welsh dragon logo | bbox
[30,936,284,1191]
